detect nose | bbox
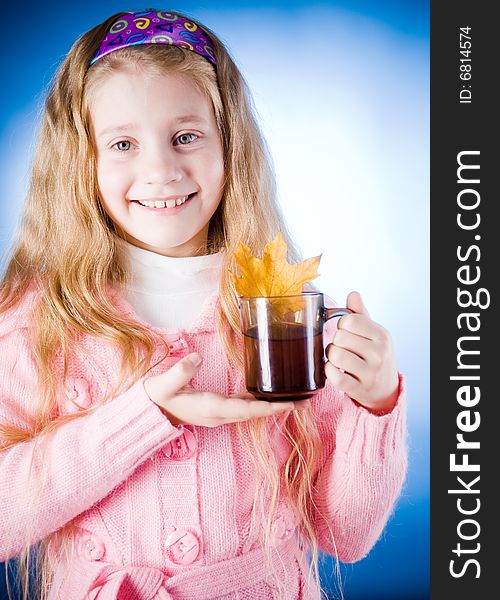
[140,145,183,186]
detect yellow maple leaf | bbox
[232,232,321,303]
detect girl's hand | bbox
[325,291,399,415]
[144,353,308,427]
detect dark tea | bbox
[243,323,326,401]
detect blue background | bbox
[0,1,429,598]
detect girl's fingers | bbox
[328,330,382,366]
[143,354,203,416]
[222,397,295,422]
[337,313,384,341]
[146,355,309,428]
[324,361,361,397]
[159,353,203,397]
[325,345,366,382]
[345,291,371,318]
[192,392,294,424]
[228,391,258,401]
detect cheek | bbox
[97,160,129,209]
[204,147,225,196]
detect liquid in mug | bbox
[243,323,325,401]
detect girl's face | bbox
[90,68,224,257]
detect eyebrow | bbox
[174,115,208,125]
[97,123,136,139]
[97,115,208,139]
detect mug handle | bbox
[321,307,353,321]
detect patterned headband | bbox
[90,9,217,66]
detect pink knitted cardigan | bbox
[0,288,407,599]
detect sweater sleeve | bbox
[311,374,408,563]
[0,326,183,561]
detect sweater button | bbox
[77,530,105,561]
[165,529,200,565]
[168,336,189,354]
[163,426,197,460]
[271,515,296,544]
[62,378,92,414]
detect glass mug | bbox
[239,292,351,402]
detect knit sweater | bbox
[0,286,407,600]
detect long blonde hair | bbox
[0,11,339,599]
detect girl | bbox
[0,9,407,600]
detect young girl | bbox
[0,9,407,600]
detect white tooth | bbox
[166,199,176,208]
[145,201,154,208]
[175,197,183,206]
[155,200,165,208]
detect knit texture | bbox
[0,288,408,599]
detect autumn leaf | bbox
[232,232,321,302]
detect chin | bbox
[135,237,199,255]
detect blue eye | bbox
[114,140,131,151]
[176,133,198,145]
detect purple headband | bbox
[90,10,216,66]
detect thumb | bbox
[157,353,203,398]
[346,291,370,317]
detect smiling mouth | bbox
[130,194,194,209]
